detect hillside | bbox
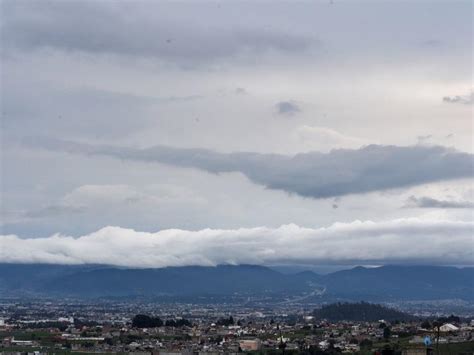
[323,265,474,300]
[313,302,414,322]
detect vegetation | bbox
[435,314,461,324]
[131,314,163,328]
[437,341,474,355]
[165,318,192,327]
[217,315,235,326]
[359,338,373,348]
[313,302,414,322]
[131,314,192,328]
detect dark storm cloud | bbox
[2,1,314,65]
[29,138,474,199]
[276,101,301,115]
[405,196,474,209]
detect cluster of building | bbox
[0,300,473,354]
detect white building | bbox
[439,323,459,332]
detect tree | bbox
[383,327,391,340]
[278,337,287,354]
[131,314,163,328]
[421,320,432,329]
[313,302,412,322]
[432,320,443,354]
[165,319,176,327]
[446,314,460,324]
[217,316,235,326]
[165,318,192,327]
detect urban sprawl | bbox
[0,300,473,355]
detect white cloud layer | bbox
[1,218,472,267]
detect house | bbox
[239,338,261,351]
[439,323,459,332]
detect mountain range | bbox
[0,264,472,302]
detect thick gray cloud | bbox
[2,1,314,66]
[1,219,472,267]
[276,101,301,115]
[405,195,474,209]
[29,138,474,199]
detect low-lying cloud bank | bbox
[1,219,472,267]
[29,138,473,199]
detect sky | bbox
[0,0,473,269]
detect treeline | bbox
[17,321,70,331]
[313,302,414,322]
[421,315,462,329]
[216,316,235,326]
[131,314,192,328]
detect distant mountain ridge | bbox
[0,264,472,301]
[324,265,474,301]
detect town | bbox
[1,300,473,355]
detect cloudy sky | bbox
[1,0,473,268]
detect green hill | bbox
[313,302,414,322]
